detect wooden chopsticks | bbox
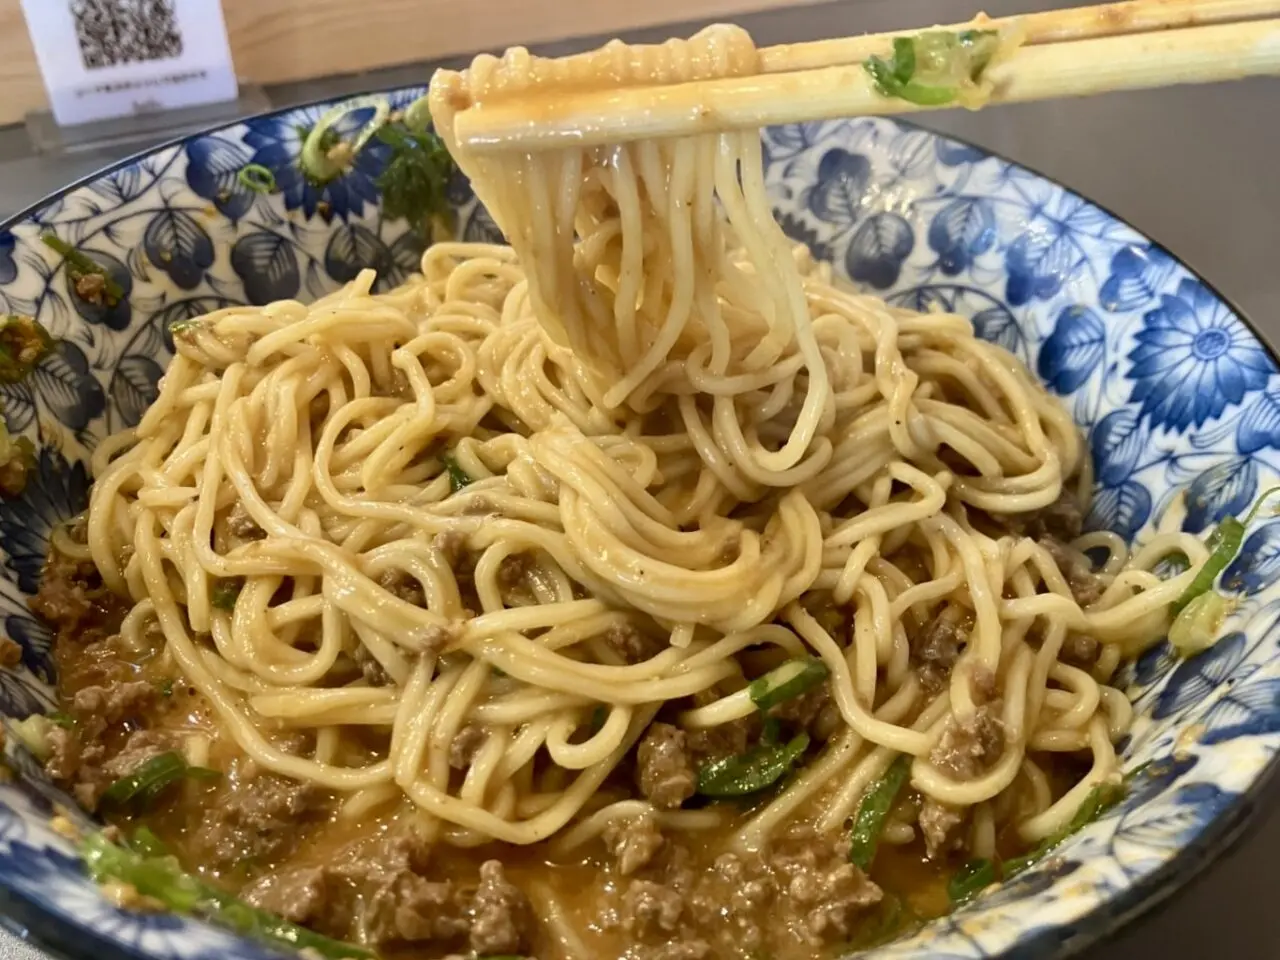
[451,0,1280,152]
[758,0,1280,72]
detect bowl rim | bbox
[0,86,1276,960]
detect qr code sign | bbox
[71,0,184,70]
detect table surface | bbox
[0,0,1276,957]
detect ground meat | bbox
[601,621,661,664]
[433,531,468,565]
[226,503,265,542]
[30,550,128,645]
[421,624,458,656]
[1033,488,1086,541]
[918,798,966,859]
[98,730,174,781]
[1061,632,1101,670]
[685,687,755,762]
[603,814,665,876]
[51,726,174,810]
[768,832,882,944]
[611,831,879,954]
[686,852,775,948]
[0,636,20,668]
[770,681,830,730]
[460,495,495,517]
[191,772,328,868]
[497,554,533,600]
[971,667,998,706]
[0,454,30,498]
[245,825,527,950]
[468,860,532,955]
[44,725,84,781]
[1039,537,1107,607]
[985,487,1086,542]
[377,570,426,607]
[686,718,751,762]
[352,645,390,687]
[911,609,964,695]
[448,725,487,770]
[930,703,1006,780]
[88,732,169,807]
[74,272,107,305]
[71,679,157,739]
[379,876,465,944]
[636,723,696,809]
[246,865,329,924]
[623,880,685,937]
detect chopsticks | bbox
[451,0,1280,152]
[758,0,1280,71]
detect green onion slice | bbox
[100,752,219,810]
[442,453,473,493]
[237,163,276,194]
[948,857,997,903]
[211,578,243,611]
[1003,781,1123,879]
[81,832,371,958]
[848,753,911,870]
[696,732,809,797]
[748,657,829,713]
[40,234,125,304]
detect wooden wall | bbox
[0,0,816,125]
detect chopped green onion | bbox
[0,315,53,384]
[842,892,919,951]
[948,857,997,903]
[156,678,175,698]
[760,716,782,746]
[402,94,433,134]
[1169,590,1230,657]
[48,711,75,729]
[1241,484,1280,526]
[1003,781,1123,879]
[848,754,911,870]
[696,732,809,797]
[40,234,125,304]
[11,714,56,760]
[237,163,276,194]
[129,826,169,858]
[81,832,371,959]
[748,657,829,713]
[588,705,607,734]
[442,453,473,493]
[865,29,1001,106]
[299,96,391,185]
[211,579,243,611]
[99,752,219,810]
[1175,485,1280,613]
[0,429,35,498]
[1173,516,1243,614]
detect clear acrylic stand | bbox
[24,84,272,156]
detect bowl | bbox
[0,87,1275,960]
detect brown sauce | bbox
[31,541,1079,960]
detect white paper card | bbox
[20,0,238,128]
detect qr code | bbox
[71,0,184,70]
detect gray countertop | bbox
[0,0,1276,957]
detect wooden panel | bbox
[0,0,815,126]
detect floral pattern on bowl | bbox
[0,90,1272,960]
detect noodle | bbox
[55,21,1217,956]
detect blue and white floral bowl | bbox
[0,87,1275,960]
